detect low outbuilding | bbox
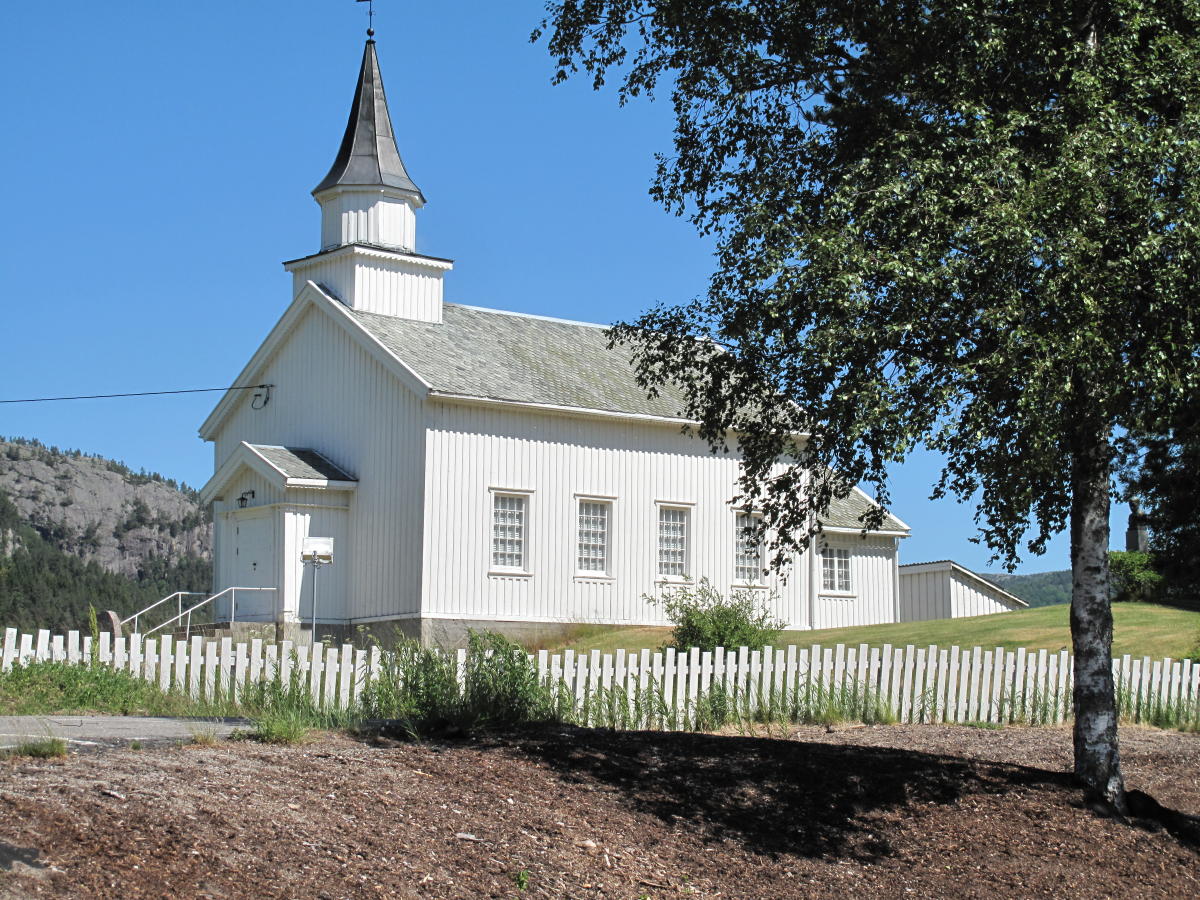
[898,560,1027,622]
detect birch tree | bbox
[537,0,1200,814]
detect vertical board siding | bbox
[949,569,1022,617]
[320,190,418,253]
[811,537,898,629]
[353,258,443,322]
[421,401,829,628]
[288,251,445,322]
[898,563,1022,622]
[283,504,351,625]
[211,305,426,622]
[897,570,950,622]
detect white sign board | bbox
[301,536,334,563]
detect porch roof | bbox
[199,442,358,504]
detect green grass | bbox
[0,659,350,746]
[246,708,317,744]
[236,660,354,744]
[2,737,67,759]
[546,603,1200,660]
[0,660,195,716]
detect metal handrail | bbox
[120,590,208,634]
[141,586,276,638]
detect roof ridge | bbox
[445,303,610,331]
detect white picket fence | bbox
[2,626,1198,728]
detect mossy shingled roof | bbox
[351,304,691,419]
[818,488,909,534]
[248,445,355,482]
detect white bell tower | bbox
[284,38,451,322]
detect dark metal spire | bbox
[313,40,424,202]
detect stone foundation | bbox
[269,618,605,650]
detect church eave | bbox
[282,243,454,269]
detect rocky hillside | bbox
[0,437,212,631]
[0,437,211,578]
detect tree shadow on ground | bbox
[488,726,1198,861]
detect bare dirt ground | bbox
[1,723,1198,898]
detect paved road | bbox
[0,715,251,750]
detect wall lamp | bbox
[237,490,256,509]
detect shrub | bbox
[249,708,317,744]
[358,630,559,738]
[1108,551,1163,603]
[647,578,785,652]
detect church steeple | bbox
[311,39,425,254]
[313,39,425,204]
[284,38,452,323]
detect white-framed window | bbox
[734,512,763,583]
[657,506,690,577]
[577,499,610,574]
[491,493,528,570]
[821,546,851,592]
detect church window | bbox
[577,500,610,574]
[734,512,763,583]
[492,494,527,570]
[657,506,690,577]
[821,547,852,592]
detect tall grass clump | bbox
[570,671,896,732]
[0,660,187,716]
[647,578,785,653]
[236,653,353,743]
[1116,675,1200,732]
[579,679,675,730]
[358,631,560,739]
[791,677,897,727]
[994,679,1069,726]
[1,737,67,759]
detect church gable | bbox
[199,282,429,443]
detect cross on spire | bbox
[357,0,375,38]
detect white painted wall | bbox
[418,399,898,630]
[898,568,949,621]
[285,246,449,322]
[898,563,1022,622]
[318,187,418,252]
[950,570,1021,618]
[209,303,426,622]
[283,499,350,627]
[213,467,283,620]
[811,536,899,629]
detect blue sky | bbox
[0,1,1122,575]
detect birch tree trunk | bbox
[1070,433,1128,815]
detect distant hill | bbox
[0,437,212,632]
[982,569,1072,608]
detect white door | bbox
[230,513,276,621]
[234,514,275,587]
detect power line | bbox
[0,385,273,404]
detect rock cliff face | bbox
[0,438,212,578]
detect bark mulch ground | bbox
[0,723,1198,898]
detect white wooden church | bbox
[198,38,1023,644]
